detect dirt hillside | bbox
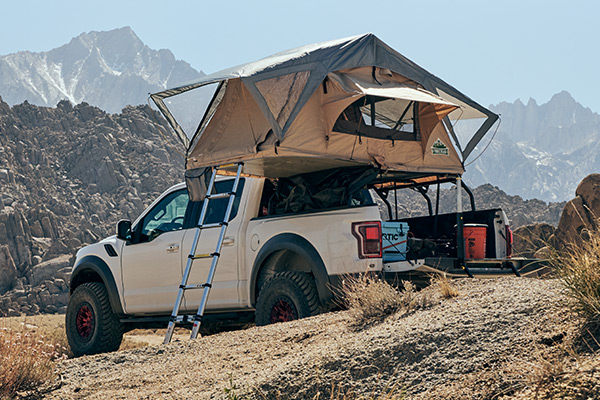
[40,277,598,400]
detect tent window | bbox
[163,82,221,142]
[333,96,421,142]
[255,71,310,128]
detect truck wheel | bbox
[255,271,320,326]
[66,282,123,357]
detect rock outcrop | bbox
[0,97,184,316]
[513,223,555,258]
[510,174,600,258]
[0,245,16,293]
[550,174,600,248]
[0,255,71,316]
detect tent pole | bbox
[433,181,440,238]
[370,101,376,126]
[456,177,471,277]
[394,182,398,220]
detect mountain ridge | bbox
[464,91,600,201]
[0,27,204,113]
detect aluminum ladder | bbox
[163,163,243,344]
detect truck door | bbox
[121,188,189,314]
[181,178,246,311]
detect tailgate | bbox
[383,257,549,278]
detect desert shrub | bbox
[338,274,404,324]
[0,326,66,398]
[0,316,148,397]
[551,228,600,322]
[430,273,459,299]
[337,274,430,326]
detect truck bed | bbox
[383,208,548,281]
[395,208,506,259]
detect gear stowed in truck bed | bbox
[269,167,378,215]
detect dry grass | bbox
[337,274,403,325]
[0,316,70,398]
[337,274,430,327]
[0,326,66,398]
[430,273,459,298]
[507,225,600,399]
[0,315,148,398]
[550,227,600,322]
[515,338,600,400]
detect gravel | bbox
[45,277,575,399]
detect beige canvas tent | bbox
[151,33,497,185]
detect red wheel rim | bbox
[270,298,298,323]
[76,304,94,340]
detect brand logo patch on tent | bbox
[431,139,449,155]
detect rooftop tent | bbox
[151,33,498,181]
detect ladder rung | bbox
[180,283,212,290]
[215,163,239,169]
[171,315,195,323]
[199,222,227,229]
[206,192,235,199]
[189,252,219,260]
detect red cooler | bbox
[464,224,487,259]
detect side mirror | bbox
[116,220,132,241]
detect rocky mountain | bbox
[0,97,184,316]
[463,91,600,202]
[0,27,204,113]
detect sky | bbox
[1,0,598,112]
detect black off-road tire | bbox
[66,282,124,357]
[255,271,320,326]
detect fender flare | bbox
[250,233,332,307]
[70,255,125,316]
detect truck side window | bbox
[258,179,276,216]
[138,189,189,242]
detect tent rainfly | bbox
[151,33,498,183]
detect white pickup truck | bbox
[66,175,383,356]
[66,170,539,356]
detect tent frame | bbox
[150,34,498,170]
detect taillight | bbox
[352,221,382,259]
[505,225,513,257]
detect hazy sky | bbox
[1,0,597,112]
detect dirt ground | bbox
[9,277,600,399]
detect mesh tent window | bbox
[332,95,422,142]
